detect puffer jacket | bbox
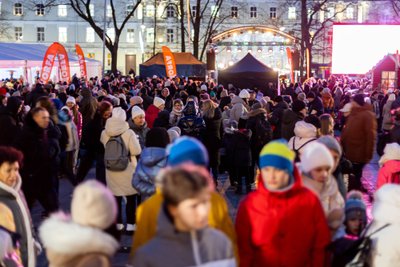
[382,100,395,131]
[230,96,248,122]
[288,121,318,157]
[367,184,400,267]
[39,213,119,267]
[132,147,167,197]
[132,206,235,267]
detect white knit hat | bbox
[66,96,76,105]
[388,93,396,101]
[153,97,165,108]
[200,84,208,91]
[112,107,126,121]
[379,143,400,166]
[71,180,117,230]
[167,128,180,143]
[169,126,181,136]
[239,89,250,99]
[131,106,145,119]
[300,142,334,173]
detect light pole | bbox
[102,0,107,77]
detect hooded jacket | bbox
[128,120,149,150]
[367,184,400,267]
[39,213,119,267]
[145,104,161,129]
[178,102,206,139]
[0,97,22,146]
[280,108,304,141]
[132,147,167,197]
[377,144,400,189]
[341,105,377,163]
[382,99,395,131]
[100,117,142,196]
[0,175,36,267]
[236,167,331,267]
[230,96,248,122]
[133,206,235,267]
[288,121,318,157]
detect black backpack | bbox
[292,138,316,162]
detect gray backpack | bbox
[104,135,130,171]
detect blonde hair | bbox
[202,99,216,119]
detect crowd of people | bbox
[0,73,399,267]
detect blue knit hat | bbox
[259,139,295,174]
[345,191,367,224]
[167,137,209,167]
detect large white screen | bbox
[332,24,400,74]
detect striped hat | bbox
[259,140,295,174]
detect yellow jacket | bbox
[130,190,238,259]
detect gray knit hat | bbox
[318,136,342,157]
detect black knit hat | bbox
[352,94,365,106]
[307,92,316,99]
[292,100,306,113]
[145,127,170,148]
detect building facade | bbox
[0,0,396,76]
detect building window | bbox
[250,7,257,18]
[231,6,238,18]
[288,7,296,19]
[146,28,154,43]
[87,53,95,59]
[346,7,354,19]
[191,6,197,17]
[107,53,111,66]
[107,28,115,42]
[58,5,67,16]
[15,27,22,41]
[270,7,277,19]
[167,28,174,43]
[146,5,155,17]
[58,27,67,43]
[37,27,45,42]
[36,4,45,16]
[166,5,175,18]
[89,4,94,16]
[126,4,134,16]
[14,3,23,16]
[381,71,396,91]
[86,27,95,42]
[127,28,134,43]
[107,4,112,17]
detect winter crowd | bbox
[0,74,400,267]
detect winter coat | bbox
[341,105,377,163]
[58,119,79,153]
[246,109,272,158]
[26,86,47,107]
[39,213,119,267]
[308,97,324,116]
[178,104,206,139]
[391,124,400,144]
[202,108,222,166]
[153,110,171,130]
[0,97,23,146]
[0,175,36,267]
[145,104,160,129]
[128,120,149,150]
[334,88,343,110]
[377,160,400,189]
[100,118,142,196]
[382,100,395,131]
[130,190,237,259]
[367,184,400,267]
[79,88,98,128]
[132,147,167,197]
[72,110,83,140]
[169,108,183,126]
[302,173,345,237]
[219,96,231,110]
[288,121,318,157]
[235,167,331,267]
[280,109,304,141]
[230,96,248,122]
[81,112,106,155]
[132,206,235,267]
[14,113,61,193]
[224,129,252,167]
[269,101,289,139]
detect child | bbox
[376,142,400,189]
[132,167,235,267]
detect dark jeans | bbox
[115,195,139,225]
[232,166,252,187]
[348,162,366,191]
[76,151,106,185]
[23,182,59,215]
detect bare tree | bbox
[391,0,400,15]
[0,10,12,40]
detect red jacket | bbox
[377,160,400,189]
[145,104,160,129]
[235,167,331,267]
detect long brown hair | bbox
[201,99,216,119]
[319,114,334,136]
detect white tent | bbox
[0,43,102,84]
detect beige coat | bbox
[101,118,141,196]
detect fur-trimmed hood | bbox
[373,184,400,224]
[39,213,119,266]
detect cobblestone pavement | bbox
[33,154,379,267]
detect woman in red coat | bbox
[145,97,165,129]
[236,140,331,267]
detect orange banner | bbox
[75,44,87,80]
[161,46,177,78]
[286,47,294,83]
[40,42,71,83]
